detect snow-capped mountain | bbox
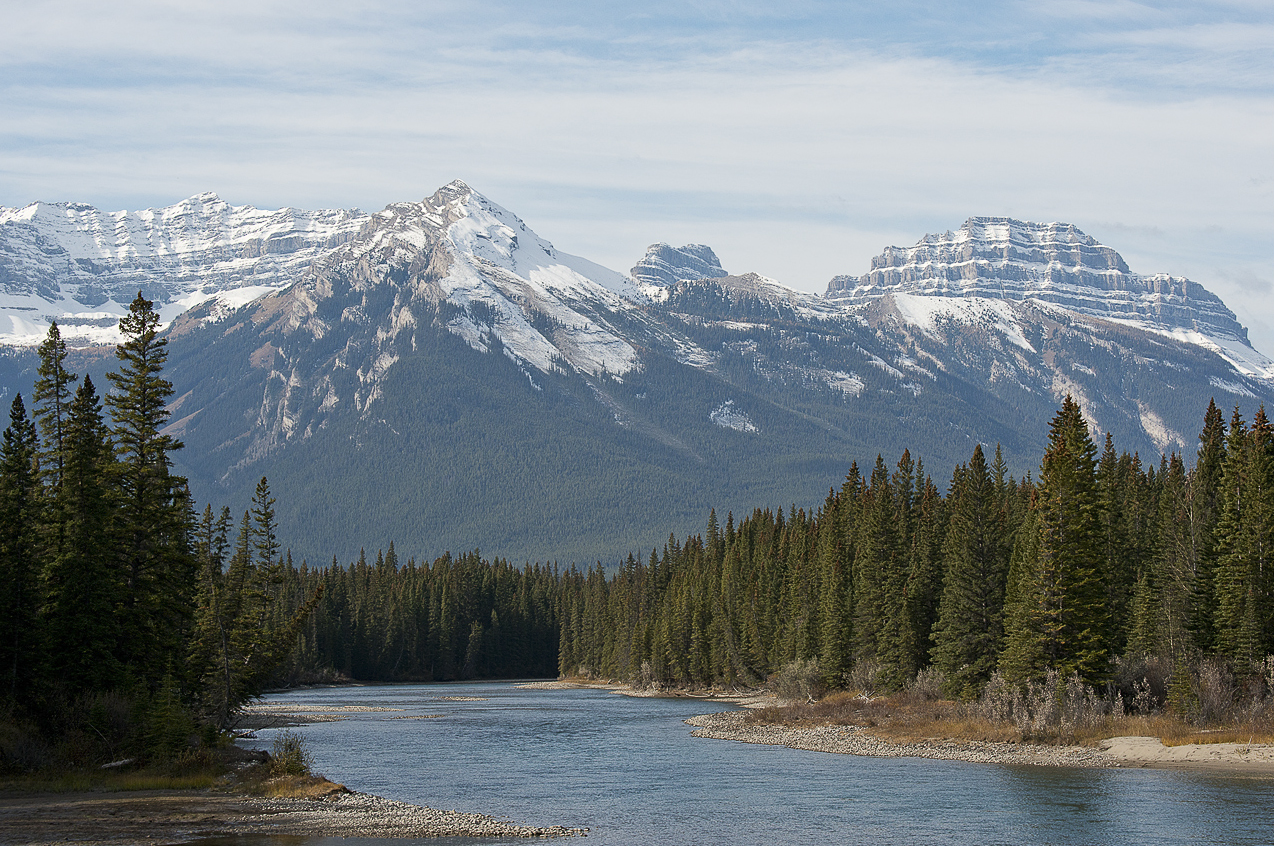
[630,243,728,288]
[0,193,368,345]
[1,184,1269,564]
[825,216,1272,381]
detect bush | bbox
[270,730,313,777]
[846,659,882,697]
[1112,654,1171,714]
[907,666,946,701]
[971,670,1119,742]
[771,659,823,702]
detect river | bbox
[221,681,1274,845]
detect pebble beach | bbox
[685,710,1117,767]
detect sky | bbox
[3,1,1274,349]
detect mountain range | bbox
[2,182,1269,565]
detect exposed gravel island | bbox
[686,710,1117,767]
[0,786,588,845]
[687,710,1274,774]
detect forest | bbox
[2,293,1272,771]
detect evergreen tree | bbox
[932,445,1010,697]
[39,377,121,691]
[106,291,193,689]
[33,322,78,496]
[1000,396,1109,683]
[1214,406,1274,667]
[0,396,40,705]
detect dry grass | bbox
[750,689,1020,744]
[0,769,220,793]
[258,773,350,799]
[750,690,1274,748]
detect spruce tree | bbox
[1189,399,1226,651]
[39,377,121,691]
[33,322,78,496]
[1214,406,1274,667]
[106,291,193,689]
[932,445,1010,697]
[1000,396,1109,683]
[0,396,40,705]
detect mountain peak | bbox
[826,216,1242,344]
[631,243,728,287]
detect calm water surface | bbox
[220,682,1274,846]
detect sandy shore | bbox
[0,786,588,845]
[686,710,1274,774]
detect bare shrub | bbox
[846,659,882,698]
[771,659,824,702]
[633,661,660,691]
[1113,654,1170,714]
[1194,658,1235,725]
[970,670,1117,742]
[907,666,946,702]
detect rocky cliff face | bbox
[630,243,728,287]
[826,216,1248,345]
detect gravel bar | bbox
[238,791,588,838]
[686,711,1117,768]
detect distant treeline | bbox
[280,394,1273,711]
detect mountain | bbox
[1,184,1269,565]
[0,193,367,346]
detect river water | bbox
[222,682,1274,845]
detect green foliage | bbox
[270,729,313,777]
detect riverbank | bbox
[685,710,1116,767]
[685,710,1274,774]
[0,780,589,845]
[0,785,588,845]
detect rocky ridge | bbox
[825,216,1250,351]
[630,243,728,287]
[0,193,368,346]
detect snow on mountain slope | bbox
[0,193,368,346]
[631,243,728,288]
[825,216,1274,381]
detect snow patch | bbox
[710,400,758,433]
[1138,402,1186,454]
[1208,375,1258,398]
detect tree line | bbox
[557,396,1272,709]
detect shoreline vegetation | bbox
[524,679,1274,774]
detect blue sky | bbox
[4,1,1273,349]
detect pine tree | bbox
[0,396,40,705]
[106,292,193,689]
[1000,396,1109,683]
[932,445,1010,697]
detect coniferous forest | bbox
[2,295,1273,771]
